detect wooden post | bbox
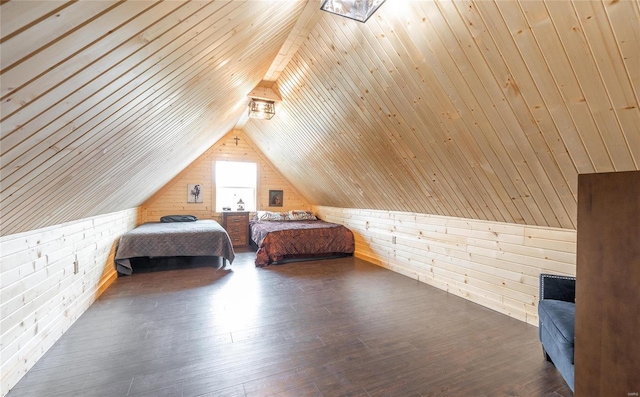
[575,171,640,396]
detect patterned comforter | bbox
[115,220,235,275]
[250,219,354,267]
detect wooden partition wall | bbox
[141,130,310,223]
[314,206,577,326]
[0,209,138,395]
[575,171,640,395]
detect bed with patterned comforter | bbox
[250,216,354,267]
[115,220,235,275]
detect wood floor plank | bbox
[6,251,572,397]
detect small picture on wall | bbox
[269,190,283,207]
[188,184,203,203]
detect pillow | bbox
[160,215,198,223]
[257,211,287,221]
[288,210,317,221]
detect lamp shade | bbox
[248,98,275,120]
[320,0,385,23]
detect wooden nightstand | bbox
[223,211,249,248]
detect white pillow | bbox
[288,210,317,221]
[257,211,286,221]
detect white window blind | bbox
[215,161,257,211]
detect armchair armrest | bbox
[539,273,576,303]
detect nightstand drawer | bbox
[226,215,248,226]
[229,234,247,246]
[228,225,247,235]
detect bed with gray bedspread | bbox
[115,220,235,275]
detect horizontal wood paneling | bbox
[141,131,310,223]
[314,206,577,326]
[0,209,138,396]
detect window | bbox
[215,161,257,212]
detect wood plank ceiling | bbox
[1,0,310,236]
[2,0,639,236]
[245,0,640,230]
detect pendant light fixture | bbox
[247,84,281,120]
[248,99,276,120]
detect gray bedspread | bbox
[115,220,235,275]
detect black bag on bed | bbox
[160,215,198,223]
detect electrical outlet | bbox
[392,236,396,244]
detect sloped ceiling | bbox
[2,1,639,236]
[245,0,640,230]
[1,0,310,236]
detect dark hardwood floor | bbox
[7,251,572,397]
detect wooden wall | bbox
[141,130,311,223]
[0,209,138,395]
[314,206,576,326]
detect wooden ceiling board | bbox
[324,13,536,224]
[267,32,429,214]
[256,56,373,204]
[2,0,639,236]
[5,4,300,233]
[1,1,207,132]
[293,53,422,212]
[262,0,323,82]
[1,0,309,235]
[2,1,195,172]
[418,7,557,227]
[364,13,511,223]
[505,2,614,173]
[367,31,495,218]
[309,18,451,214]
[0,1,70,40]
[572,0,640,166]
[546,1,635,170]
[328,17,476,217]
[251,12,528,221]
[4,2,270,210]
[475,0,586,196]
[346,12,518,222]
[427,0,572,227]
[244,0,640,230]
[2,1,152,100]
[606,1,640,108]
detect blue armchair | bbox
[538,273,576,392]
